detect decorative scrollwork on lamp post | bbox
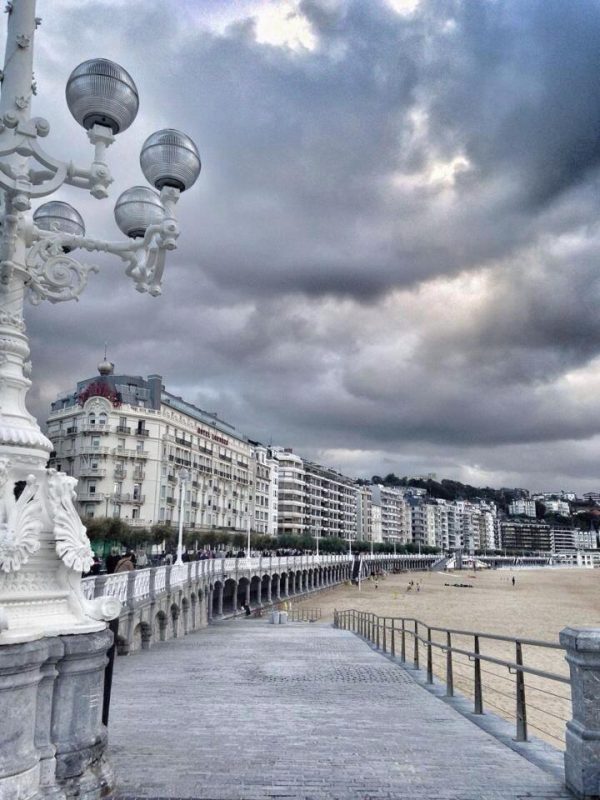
[0,0,201,644]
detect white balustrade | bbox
[133,569,150,601]
[81,577,96,600]
[170,563,187,587]
[154,566,167,594]
[103,573,129,603]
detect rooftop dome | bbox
[98,359,114,376]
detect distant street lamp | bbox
[175,468,189,565]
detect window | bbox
[132,508,139,519]
[88,413,96,426]
[133,483,141,500]
[99,412,107,427]
[117,438,125,449]
[91,436,100,450]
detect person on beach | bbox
[512,576,516,587]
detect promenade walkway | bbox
[108,621,571,800]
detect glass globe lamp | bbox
[66,59,139,134]
[140,129,201,191]
[114,186,166,239]
[33,202,85,253]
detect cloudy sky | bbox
[15,0,600,492]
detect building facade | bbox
[46,362,277,534]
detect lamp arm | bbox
[24,213,179,304]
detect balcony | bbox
[76,446,110,456]
[114,469,127,480]
[175,436,189,446]
[112,493,146,504]
[77,492,103,502]
[78,467,106,478]
[80,422,110,434]
[135,428,150,437]
[132,470,146,481]
[112,447,149,459]
[166,496,175,505]
[167,474,177,484]
[116,425,131,435]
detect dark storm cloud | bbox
[18,0,600,491]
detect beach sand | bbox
[292,567,600,748]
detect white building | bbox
[46,362,276,534]
[543,499,571,516]
[273,449,305,537]
[508,499,537,518]
[370,485,412,544]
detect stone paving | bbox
[108,619,572,800]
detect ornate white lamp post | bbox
[0,3,200,799]
[246,509,252,564]
[175,468,189,565]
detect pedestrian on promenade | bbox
[105,549,120,574]
[114,552,135,573]
[243,603,251,617]
[512,576,516,587]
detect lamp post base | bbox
[0,628,115,800]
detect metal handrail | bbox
[333,609,570,747]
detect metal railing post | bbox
[391,618,396,657]
[413,620,419,668]
[515,641,528,741]
[376,616,380,649]
[401,619,406,662]
[474,634,483,714]
[383,617,387,653]
[426,627,433,684]
[446,631,454,697]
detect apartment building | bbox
[273,449,305,537]
[508,499,537,518]
[46,362,276,533]
[370,485,412,544]
[250,443,279,536]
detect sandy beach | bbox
[293,567,600,748]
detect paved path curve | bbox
[108,619,571,800]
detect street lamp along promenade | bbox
[176,468,189,566]
[0,0,201,644]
